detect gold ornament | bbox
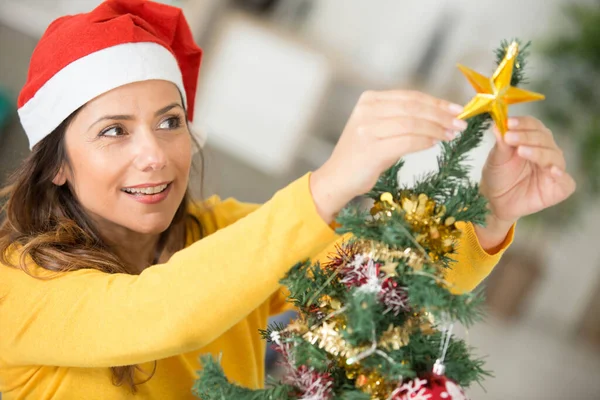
[285,318,308,334]
[402,248,426,271]
[380,261,399,278]
[419,320,436,335]
[370,192,399,220]
[380,192,396,207]
[416,312,433,335]
[355,374,369,387]
[319,295,342,310]
[354,370,395,399]
[399,191,462,261]
[411,310,437,335]
[378,324,411,350]
[457,41,545,135]
[343,360,362,379]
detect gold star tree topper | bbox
[457,41,545,135]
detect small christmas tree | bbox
[193,40,538,400]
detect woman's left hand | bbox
[475,116,577,250]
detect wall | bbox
[2,2,599,331]
[301,0,600,334]
[0,24,36,182]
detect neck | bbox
[111,232,162,274]
[90,216,165,274]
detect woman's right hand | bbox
[310,90,468,223]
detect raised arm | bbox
[0,174,336,368]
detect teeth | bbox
[123,184,168,195]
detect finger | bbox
[361,99,468,132]
[362,90,464,116]
[507,116,550,133]
[377,134,437,164]
[550,168,577,199]
[364,118,453,142]
[517,145,566,170]
[542,167,577,207]
[504,129,557,149]
[488,125,517,165]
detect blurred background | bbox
[1,0,599,398]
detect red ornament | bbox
[379,278,410,315]
[323,242,360,269]
[427,375,469,400]
[289,365,334,400]
[392,375,469,400]
[340,255,380,288]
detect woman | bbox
[0,0,575,399]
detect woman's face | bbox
[58,80,192,235]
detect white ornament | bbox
[396,378,432,400]
[298,373,333,400]
[270,331,281,345]
[350,253,366,268]
[355,258,383,294]
[443,379,469,400]
[340,254,368,286]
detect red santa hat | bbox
[17,0,203,149]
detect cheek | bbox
[171,133,193,180]
[69,148,125,203]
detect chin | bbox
[131,217,175,235]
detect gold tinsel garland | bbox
[354,239,426,271]
[283,314,436,399]
[371,191,462,261]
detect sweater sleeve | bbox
[443,221,515,294]
[0,173,337,368]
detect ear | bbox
[52,165,68,186]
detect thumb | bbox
[487,124,516,166]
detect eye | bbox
[158,116,183,130]
[99,125,126,137]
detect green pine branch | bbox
[413,114,490,203]
[259,322,287,342]
[496,39,531,86]
[387,331,492,388]
[335,207,422,251]
[366,160,405,200]
[193,355,296,400]
[406,274,486,327]
[280,259,348,324]
[289,337,331,372]
[342,291,385,345]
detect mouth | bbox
[120,182,173,204]
[121,182,171,195]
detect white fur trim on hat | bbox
[18,42,186,149]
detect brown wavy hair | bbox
[0,108,205,393]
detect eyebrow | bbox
[88,102,183,131]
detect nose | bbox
[132,129,168,172]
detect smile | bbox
[120,182,173,205]
[121,183,169,195]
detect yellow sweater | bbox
[0,174,513,399]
